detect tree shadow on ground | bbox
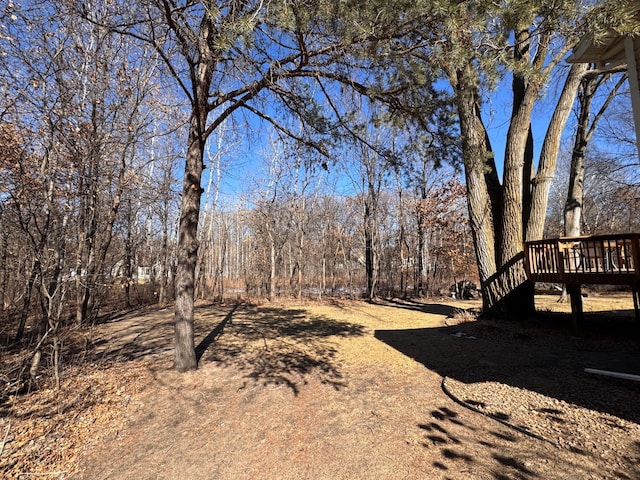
[418,405,552,479]
[81,313,176,364]
[417,403,639,480]
[2,304,215,419]
[375,309,640,425]
[376,298,465,317]
[199,306,365,395]
[195,304,238,362]
[6,303,363,417]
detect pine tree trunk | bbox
[499,27,534,290]
[173,118,205,372]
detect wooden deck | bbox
[524,234,640,325]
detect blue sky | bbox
[198,57,638,209]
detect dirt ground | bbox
[2,294,640,479]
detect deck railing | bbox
[525,233,640,285]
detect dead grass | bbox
[1,295,639,479]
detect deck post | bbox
[566,283,583,331]
[632,234,640,324]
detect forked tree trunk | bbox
[451,28,588,316]
[493,25,536,315]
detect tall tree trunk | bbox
[564,69,627,238]
[529,63,589,240]
[75,162,93,325]
[16,202,51,341]
[158,161,172,307]
[416,184,427,297]
[0,227,8,309]
[451,63,500,312]
[173,117,205,372]
[266,228,276,301]
[564,120,588,239]
[493,25,536,315]
[295,240,303,300]
[364,200,376,300]
[397,188,407,298]
[15,260,40,343]
[171,8,219,368]
[215,224,227,301]
[77,101,103,325]
[320,228,327,297]
[158,231,169,306]
[40,212,69,335]
[124,198,133,307]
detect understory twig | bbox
[0,421,11,456]
[18,471,67,478]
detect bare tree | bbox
[1,0,184,353]
[565,69,628,238]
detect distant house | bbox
[110,261,156,285]
[136,266,151,284]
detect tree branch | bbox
[586,72,628,140]
[239,102,330,157]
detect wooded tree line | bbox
[1,98,474,325]
[1,0,184,352]
[1,0,639,373]
[195,165,473,302]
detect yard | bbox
[2,295,640,479]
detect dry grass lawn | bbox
[2,294,639,479]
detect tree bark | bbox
[124,198,133,307]
[0,227,7,309]
[364,197,377,300]
[267,228,276,301]
[563,69,627,238]
[451,63,499,312]
[158,160,173,306]
[15,260,40,343]
[529,63,589,240]
[173,116,205,372]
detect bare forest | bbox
[1,0,638,390]
[0,0,483,376]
